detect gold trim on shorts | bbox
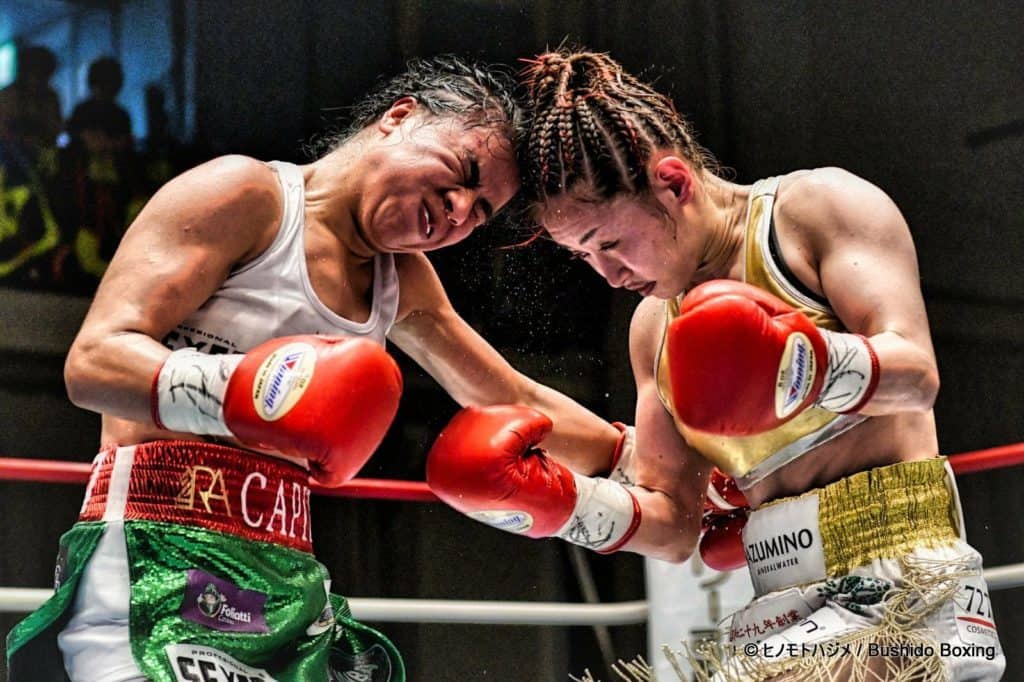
[762,457,961,579]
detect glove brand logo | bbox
[775,333,816,419]
[181,570,269,634]
[467,509,534,534]
[175,465,232,516]
[252,343,317,421]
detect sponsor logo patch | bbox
[306,600,337,637]
[181,570,268,633]
[252,342,316,421]
[53,543,69,590]
[727,587,812,645]
[743,495,827,595]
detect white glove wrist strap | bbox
[555,473,639,553]
[154,349,243,436]
[816,330,879,413]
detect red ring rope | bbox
[0,457,439,502]
[0,442,1021,501]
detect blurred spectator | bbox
[110,83,181,261]
[0,45,62,149]
[139,84,176,193]
[68,57,133,154]
[55,56,136,290]
[0,45,63,287]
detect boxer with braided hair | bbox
[533,48,1005,682]
[430,50,1004,680]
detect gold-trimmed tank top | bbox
[655,176,865,489]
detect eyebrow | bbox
[578,227,600,246]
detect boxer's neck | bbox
[690,174,750,284]
[303,144,376,262]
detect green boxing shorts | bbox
[7,440,404,682]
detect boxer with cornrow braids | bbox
[428,49,1005,681]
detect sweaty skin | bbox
[543,164,939,557]
[65,102,621,477]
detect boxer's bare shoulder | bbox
[628,296,667,379]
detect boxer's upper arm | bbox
[78,156,281,343]
[389,253,526,406]
[628,298,709,535]
[390,254,621,468]
[66,156,282,412]
[781,169,934,352]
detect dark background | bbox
[1,1,1021,680]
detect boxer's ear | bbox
[379,97,419,133]
[652,156,694,204]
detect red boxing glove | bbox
[667,280,879,435]
[607,422,637,484]
[699,512,748,572]
[698,468,749,571]
[426,405,640,553]
[704,467,748,513]
[153,335,402,487]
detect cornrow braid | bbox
[519,49,713,203]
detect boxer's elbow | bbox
[895,354,940,412]
[871,332,939,412]
[64,338,106,410]
[648,534,697,564]
[915,363,940,411]
[633,514,700,564]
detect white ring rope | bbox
[3,561,1024,624]
[979,562,1024,592]
[0,588,648,624]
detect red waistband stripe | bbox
[79,440,314,553]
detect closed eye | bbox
[599,240,619,251]
[459,154,494,224]
[568,249,590,260]
[464,156,481,189]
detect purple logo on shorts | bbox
[181,569,268,633]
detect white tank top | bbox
[162,161,399,354]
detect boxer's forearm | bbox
[65,331,171,423]
[619,486,701,563]
[853,330,939,415]
[521,380,622,475]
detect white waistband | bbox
[743,493,826,595]
[742,460,964,596]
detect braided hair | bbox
[519,50,714,204]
